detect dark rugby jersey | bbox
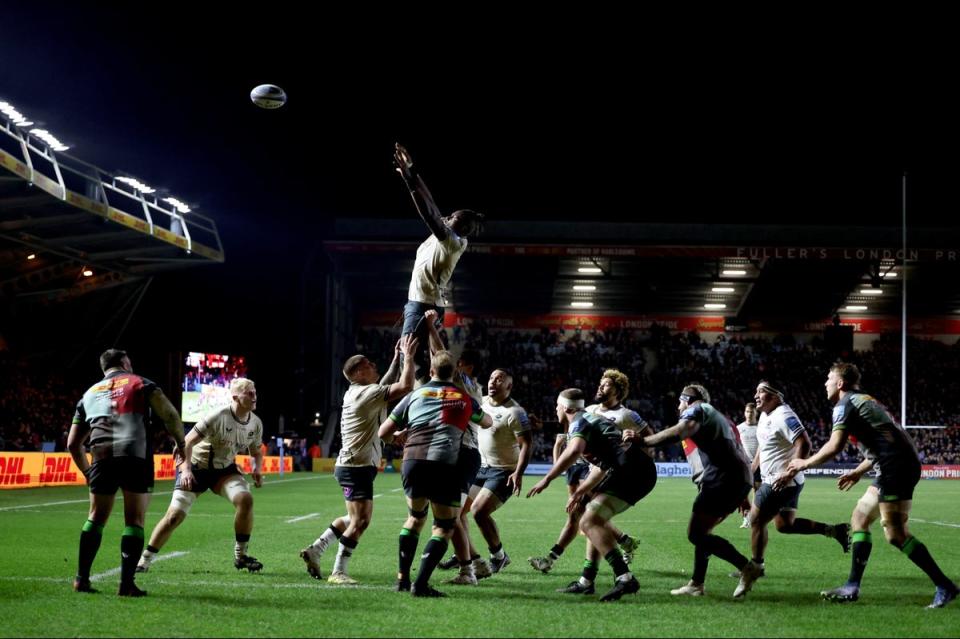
[390,381,484,464]
[568,412,630,471]
[73,370,157,459]
[679,402,751,487]
[832,392,919,471]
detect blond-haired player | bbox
[137,377,264,573]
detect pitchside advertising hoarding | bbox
[0,453,292,489]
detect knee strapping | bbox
[170,489,197,515]
[409,506,429,519]
[222,477,251,503]
[433,517,456,531]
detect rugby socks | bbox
[235,533,251,560]
[604,549,630,579]
[691,535,747,583]
[333,535,358,574]
[702,534,749,571]
[848,531,872,585]
[692,545,710,584]
[77,520,104,580]
[398,528,419,581]
[549,544,565,562]
[489,543,505,561]
[582,559,599,585]
[899,536,953,588]
[413,536,448,590]
[120,526,144,586]
[779,518,829,535]
[617,533,632,546]
[313,524,343,556]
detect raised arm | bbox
[422,309,446,356]
[394,143,448,239]
[385,335,419,402]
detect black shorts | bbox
[874,459,921,502]
[87,456,154,495]
[598,454,658,506]
[753,467,762,487]
[402,459,461,508]
[176,463,241,494]
[754,482,803,518]
[457,447,482,495]
[334,465,378,501]
[693,479,751,518]
[472,465,514,504]
[566,462,591,486]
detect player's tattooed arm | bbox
[628,418,700,448]
[149,390,187,452]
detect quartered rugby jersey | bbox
[679,402,751,487]
[390,380,484,464]
[73,370,157,459]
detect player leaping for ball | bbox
[394,143,484,382]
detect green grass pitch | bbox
[0,473,957,637]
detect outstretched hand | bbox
[527,476,551,498]
[394,143,415,182]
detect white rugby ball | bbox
[250,84,287,109]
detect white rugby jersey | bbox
[337,382,390,467]
[479,396,531,469]
[191,406,263,470]
[757,403,806,487]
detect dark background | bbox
[2,5,957,430]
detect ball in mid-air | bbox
[250,84,287,109]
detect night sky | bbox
[3,6,957,427]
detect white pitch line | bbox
[286,512,321,524]
[912,518,960,529]
[90,550,189,582]
[390,488,403,492]
[0,473,332,512]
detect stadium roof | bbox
[326,219,960,324]
[0,118,224,305]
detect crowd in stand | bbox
[354,323,960,465]
[4,327,960,468]
[0,355,81,452]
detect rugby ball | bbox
[250,84,287,109]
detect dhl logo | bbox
[157,457,176,480]
[420,389,464,400]
[0,456,30,485]
[39,456,78,483]
[240,458,253,473]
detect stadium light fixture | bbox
[163,197,191,213]
[860,288,883,295]
[29,128,69,151]
[711,287,735,293]
[82,268,93,277]
[721,269,747,276]
[0,100,34,127]
[571,301,594,308]
[116,176,156,194]
[704,303,726,310]
[882,271,897,278]
[577,266,603,274]
[572,285,596,291]
[845,305,868,311]
[27,253,36,260]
